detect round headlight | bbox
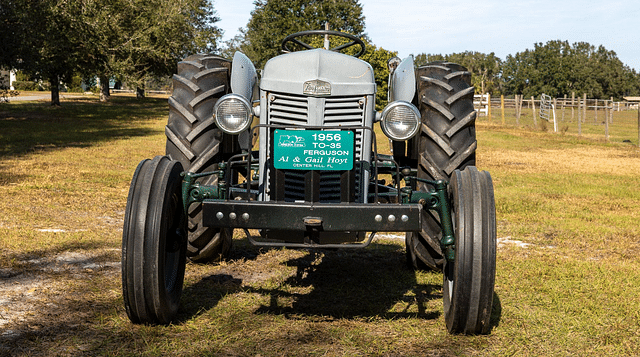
[213,94,252,135]
[380,101,421,141]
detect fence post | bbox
[610,97,614,123]
[583,93,587,123]
[501,95,505,124]
[531,96,537,128]
[638,105,640,148]
[553,98,558,132]
[605,101,609,141]
[578,96,582,135]
[515,94,521,124]
[487,93,492,121]
[571,92,575,122]
[594,98,598,123]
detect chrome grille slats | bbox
[323,96,365,123]
[323,96,366,159]
[268,93,309,125]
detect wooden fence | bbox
[474,93,640,147]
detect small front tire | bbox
[122,156,187,324]
[443,166,496,334]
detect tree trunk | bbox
[99,75,110,102]
[136,86,145,99]
[50,75,60,106]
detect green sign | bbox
[273,129,354,170]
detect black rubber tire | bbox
[443,166,496,335]
[122,156,187,324]
[165,54,234,263]
[406,61,477,271]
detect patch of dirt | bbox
[0,249,120,340]
[497,236,533,249]
[212,248,306,285]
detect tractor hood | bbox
[260,49,376,96]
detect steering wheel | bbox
[281,30,366,58]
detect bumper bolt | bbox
[216,212,224,220]
[229,212,237,220]
[401,215,409,222]
[242,213,250,221]
[374,214,382,222]
[388,215,396,222]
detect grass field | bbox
[1,96,639,356]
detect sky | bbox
[214,0,640,71]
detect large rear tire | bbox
[443,166,496,334]
[165,54,234,263]
[406,62,477,271]
[122,156,187,324]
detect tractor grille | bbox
[267,93,308,126]
[265,92,369,203]
[323,97,365,158]
[282,170,343,202]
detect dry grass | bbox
[1,98,639,356]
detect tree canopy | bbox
[415,41,640,100]
[415,51,503,95]
[0,0,222,105]
[3,0,640,105]
[502,41,640,99]
[231,0,367,69]
[225,0,395,110]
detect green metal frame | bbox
[181,156,456,261]
[181,163,227,214]
[404,177,455,262]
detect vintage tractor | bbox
[122,29,496,334]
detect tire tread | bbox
[406,61,476,271]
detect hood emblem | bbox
[303,79,331,96]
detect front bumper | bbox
[202,201,422,232]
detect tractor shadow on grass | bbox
[255,250,442,320]
[180,239,443,322]
[180,237,503,331]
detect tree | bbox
[0,1,27,70]
[341,39,396,110]
[502,41,640,99]
[362,43,397,111]
[227,1,394,110]
[0,0,84,105]
[0,0,222,104]
[80,0,222,101]
[415,51,502,95]
[233,0,366,69]
[113,0,223,98]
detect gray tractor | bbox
[122,29,496,334]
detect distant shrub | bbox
[13,80,38,91]
[67,74,84,93]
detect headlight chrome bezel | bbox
[380,101,421,141]
[213,93,252,135]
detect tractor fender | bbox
[389,55,415,102]
[231,51,257,102]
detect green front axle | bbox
[180,163,456,262]
[181,163,227,214]
[404,177,456,262]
